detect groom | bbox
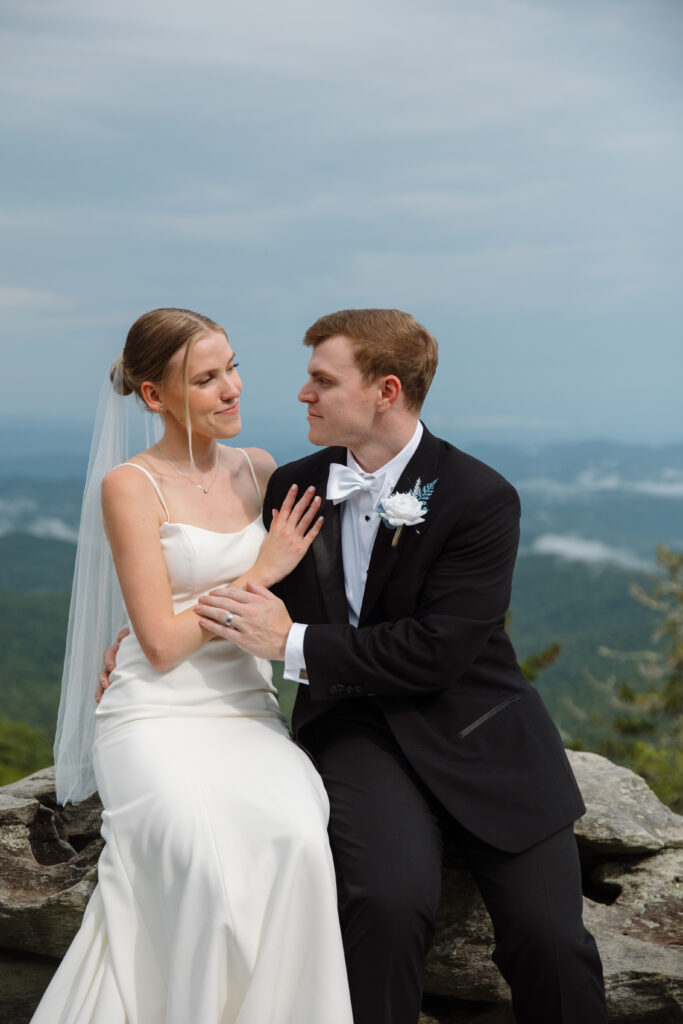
[197,308,607,1024]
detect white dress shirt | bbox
[283,421,424,683]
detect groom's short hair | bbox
[303,308,438,412]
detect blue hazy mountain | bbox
[1,421,680,559]
[1,430,679,749]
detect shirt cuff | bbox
[283,622,309,684]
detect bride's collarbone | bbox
[160,474,261,535]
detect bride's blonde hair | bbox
[114,307,226,397]
[113,307,229,464]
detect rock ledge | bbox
[1,754,682,1023]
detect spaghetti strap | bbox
[237,448,263,512]
[115,463,170,523]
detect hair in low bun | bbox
[109,354,134,396]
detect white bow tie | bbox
[327,463,387,505]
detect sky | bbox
[1,0,682,452]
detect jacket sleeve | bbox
[303,478,521,700]
[262,471,276,529]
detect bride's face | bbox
[159,330,243,440]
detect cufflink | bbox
[299,669,308,681]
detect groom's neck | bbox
[348,416,420,474]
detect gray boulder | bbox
[0,768,102,1022]
[1,754,683,1023]
[422,751,683,1023]
[571,751,683,856]
[0,767,102,960]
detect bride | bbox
[33,308,353,1024]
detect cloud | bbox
[632,477,683,499]
[0,287,76,311]
[1,0,682,436]
[26,518,79,544]
[519,469,683,500]
[440,414,563,432]
[529,533,651,571]
[0,497,37,533]
[0,499,78,543]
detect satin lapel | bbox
[310,450,349,624]
[358,424,441,625]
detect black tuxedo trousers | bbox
[265,428,606,1024]
[306,701,605,1024]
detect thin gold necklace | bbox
[155,444,222,494]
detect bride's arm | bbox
[101,466,212,672]
[101,458,323,673]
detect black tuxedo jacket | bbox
[264,425,585,854]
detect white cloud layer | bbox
[0,499,78,543]
[26,518,79,544]
[0,497,37,532]
[0,287,75,311]
[529,533,651,571]
[519,469,683,500]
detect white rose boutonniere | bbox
[378,478,438,548]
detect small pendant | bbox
[202,488,209,494]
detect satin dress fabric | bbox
[32,511,352,1024]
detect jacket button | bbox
[328,684,339,695]
[354,685,363,694]
[345,685,355,695]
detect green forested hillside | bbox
[1,447,677,792]
[0,585,70,782]
[0,535,657,748]
[0,533,76,744]
[0,718,53,786]
[0,589,70,736]
[0,533,76,591]
[510,555,657,743]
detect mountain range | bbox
[0,434,680,750]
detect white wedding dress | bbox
[32,458,353,1024]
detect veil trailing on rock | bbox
[53,360,160,804]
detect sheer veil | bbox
[54,360,159,804]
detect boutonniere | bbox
[378,478,438,548]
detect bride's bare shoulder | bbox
[239,447,277,495]
[101,458,158,503]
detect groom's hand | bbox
[96,627,130,702]
[195,583,292,660]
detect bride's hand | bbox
[255,484,324,584]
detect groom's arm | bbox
[198,463,521,700]
[303,477,520,700]
[263,468,313,682]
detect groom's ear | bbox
[377,374,402,410]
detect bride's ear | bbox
[140,381,164,413]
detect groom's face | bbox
[298,334,382,449]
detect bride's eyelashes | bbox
[195,362,240,387]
